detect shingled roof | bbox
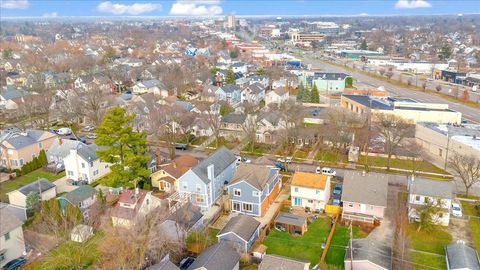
[218,215,260,241]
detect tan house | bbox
[1,129,57,170]
[110,189,162,228]
[151,155,198,193]
[7,178,57,208]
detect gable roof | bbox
[111,189,149,220]
[47,138,82,159]
[244,83,264,94]
[218,215,260,241]
[0,207,23,236]
[145,259,179,270]
[259,255,309,270]
[229,164,278,190]
[191,147,237,184]
[221,84,241,93]
[187,242,239,270]
[408,177,453,199]
[446,242,480,270]
[16,178,55,196]
[273,87,289,96]
[161,155,199,179]
[168,202,203,230]
[222,113,246,124]
[291,172,329,190]
[62,185,96,205]
[74,143,99,162]
[341,171,388,207]
[345,238,392,269]
[275,212,307,227]
[1,129,55,149]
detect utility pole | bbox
[444,127,451,170]
[349,222,354,270]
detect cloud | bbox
[43,12,58,18]
[394,0,431,9]
[0,0,29,9]
[170,0,223,16]
[97,1,161,15]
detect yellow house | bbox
[151,155,198,193]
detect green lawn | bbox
[294,150,309,160]
[315,151,347,163]
[461,200,480,252]
[208,137,236,150]
[358,155,448,175]
[263,217,331,265]
[407,224,452,269]
[0,169,65,202]
[325,224,367,267]
[191,136,208,146]
[242,143,271,156]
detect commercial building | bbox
[299,72,352,94]
[341,95,462,124]
[290,31,324,43]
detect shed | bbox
[70,224,94,243]
[274,212,308,235]
[446,241,480,270]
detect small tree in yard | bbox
[375,114,412,170]
[311,83,320,103]
[302,87,311,103]
[225,66,236,84]
[416,197,444,232]
[449,153,480,196]
[296,82,304,101]
[26,191,40,216]
[436,85,442,92]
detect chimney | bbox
[58,137,62,145]
[207,164,214,182]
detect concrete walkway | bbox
[368,186,398,244]
[53,176,78,193]
[255,183,291,228]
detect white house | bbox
[63,143,110,184]
[7,178,57,208]
[290,172,331,212]
[241,83,265,104]
[132,80,167,97]
[111,189,162,228]
[265,87,289,106]
[0,207,25,267]
[407,176,453,226]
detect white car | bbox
[56,127,72,135]
[320,167,336,176]
[315,166,321,174]
[277,157,293,164]
[83,125,95,132]
[451,202,463,217]
[86,134,97,139]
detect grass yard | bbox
[406,224,452,269]
[358,155,448,175]
[242,143,271,156]
[191,136,208,146]
[263,217,331,265]
[325,224,367,267]
[315,151,348,163]
[461,200,480,252]
[293,150,309,160]
[208,137,236,150]
[0,169,65,202]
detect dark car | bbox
[69,137,87,144]
[332,193,342,206]
[3,257,27,270]
[333,183,342,195]
[274,162,287,171]
[175,143,187,150]
[179,257,195,270]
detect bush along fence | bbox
[14,149,48,176]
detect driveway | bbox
[449,217,473,245]
[53,176,78,193]
[368,186,399,244]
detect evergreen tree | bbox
[38,149,48,166]
[302,88,311,103]
[438,44,452,60]
[311,83,320,103]
[95,107,150,187]
[360,39,368,50]
[225,66,236,84]
[296,82,304,101]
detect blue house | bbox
[178,147,237,211]
[227,164,281,217]
[217,215,260,253]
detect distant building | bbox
[299,72,352,94]
[226,15,236,30]
[290,31,324,43]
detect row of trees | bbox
[296,82,320,103]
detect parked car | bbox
[175,143,187,150]
[3,257,27,270]
[274,162,287,171]
[83,125,95,132]
[86,134,97,139]
[315,166,321,174]
[333,183,342,195]
[332,193,342,206]
[451,202,463,217]
[277,156,292,164]
[56,127,72,135]
[320,167,336,176]
[69,137,87,144]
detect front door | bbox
[294,197,302,206]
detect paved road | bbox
[301,54,480,124]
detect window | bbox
[90,162,94,167]
[196,195,205,203]
[348,203,353,207]
[105,164,109,168]
[19,159,24,166]
[68,170,74,176]
[415,195,421,201]
[233,188,241,197]
[294,197,302,206]
[38,142,42,149]
[294,187,299,192]
[183,183,188,190]
[4,232,10,241]
[196,184,202,192]
[11,160,18,167]
[252,191,260,197]
[243,203,253,212]
[316,189,321,195]
[308,199,313,203]
[233,202,241,211]
[81,163,85,168]
[439,148,443,157]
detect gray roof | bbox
[275,212,307,227]
[1,129,54,149]
[345,238,392,269]
[218,215,260,241]
[258,111,282,126]
[0,207,23,236]
[16,178,56,196]
[187,242,239,270]
[191,147,237,184]
[145,258,179,270]
[0,87,28,100]
[62,185,96,205]
[75,143,99,162]
[139,79,161,88]
[222,113,246,124]
[221,84,241,93]
[408,177,453,199]
[168,202,203,230]
[259,255,309,270]
[47,139,81,161]
[313,72,350,80]
[446,242,480,270]
[243,83,264,95]
[230,164,278,190]
[341,171,388,207]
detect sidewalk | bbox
[255,183,290,228]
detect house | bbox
[47,137,82,165]
[178,147,237,211]
[290,172,331,213]
[265,87,289,106]
[150,155,198,193]
[241,83,265,104]
[133,80,167,97]
[7,178,56,208]
[216,84,241,105]
[220,113,247,140]
[187,242,240,270]
[344,238,392,270]
[216,215,261,253]
[407,176,453,226]
[259,255,310,270]
[0,207,25,267]
[110,188,162,227]
[63,143,110,184]
[231,62,248,74]
[146,255,179,270]
[341,171,388,224]
[256,112,287,144]
[300,72,351,93]
[58,185,97,218]
[445,241,480,270]
[249,75,269,88]
[274,212,308,235]
[0,129,57,170]
[227,164,280,217]
[160,202,204,242]
[0,203,27,222]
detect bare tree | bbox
[79,87,112,126]
[404,140,425,175]
[449,152,480,196]
[242,114,259,152]
[375,114,413,170]
[205,109,222,148]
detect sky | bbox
[0,0,479,18]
